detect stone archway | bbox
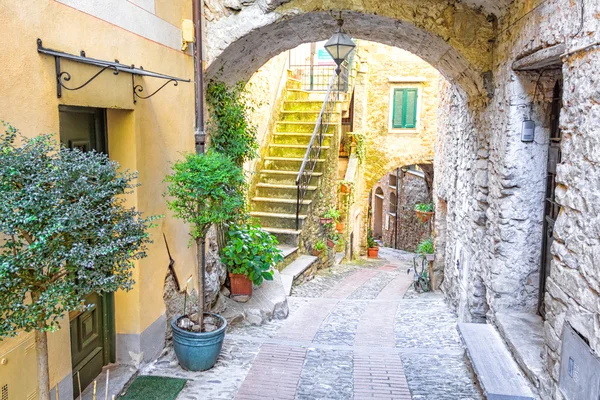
[205,0,497,98]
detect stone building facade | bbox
[204,0,600,398]
[371,169,431,252]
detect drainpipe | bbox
[192,0,207,318]
[193,0,206,155]
[394,168,399,249]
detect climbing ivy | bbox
[206,80,259,167]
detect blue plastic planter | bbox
[171,313,227,371]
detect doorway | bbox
[373,187,384,239]
[538,80,563,317]
[59,105,115,397]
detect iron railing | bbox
[295,67,345,229]
[289,60,352,91]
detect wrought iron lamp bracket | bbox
[37,39,190,103]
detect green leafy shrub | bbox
[207,80,259,167]
[164,150,246,241]
[220,222,283,286]
[367,229,378,248]
[314,240,326,252]
[322,207,341,222]
[417,237,434,255]
[0,126,155,396]
[414,202,435,212]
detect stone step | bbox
[458,323,536,400]
[269,144,331,150]
[276,121,338,133]
[268,144,330,158]
[252,197,312,205]
[279,110,340,122]
[258,169,321,186]
[280,255,319,295]
[260,169,323,177]
[256,182,317,191]
[265,156,325,162]
[264,157,325,172]
[285,89,310,101]
[276,245,299,272]
[282,101,328,112]
[249,211,308,220]
[272,132,333,146]
[262,227,302,247]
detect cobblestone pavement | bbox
[141,247,482,399]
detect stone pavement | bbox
[141,247,482,399]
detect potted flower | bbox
[320,207,340,225]
[414,202,435,223]
[221,221,284,300]
[339,180,354,194]
[165,150,246,371]
[367,229,379,258]
[328,232,343,248]
[312,239,326,256]
[417,237,435,262]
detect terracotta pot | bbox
[340,183,352,194]
[415,210,434,223]
[229,273,252,297]
[312,249,324,257]
[336,222,345,233]
[367,247,379,258]
[425,254,435,262]
[327,239,335,248]
[320,218,334,225]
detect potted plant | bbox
[367,229,379,258]
[165,150,246,371]
[220,222,284,300]
[414,201,435,223]
[320,207,340,225]
[417,237,435,261]
[312,239,326,256]
[328,232,343,248]
[339,180,354,194]
[0,129,155,399]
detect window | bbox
[59,106,108,154]
[390,88,418,130]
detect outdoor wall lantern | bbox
[324,13,356,75]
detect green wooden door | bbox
[59,106,114,397]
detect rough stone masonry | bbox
[202,0,600,398]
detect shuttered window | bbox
[391,88,418,129]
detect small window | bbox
[391,88,418,129]
[389,192,397,213]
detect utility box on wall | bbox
[0,335,38,399]
[559,324,600,400]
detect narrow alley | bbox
[142,248,481,400]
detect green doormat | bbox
[120,375,187,400]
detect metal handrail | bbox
[295,64,346,229]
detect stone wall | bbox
[371,171,431,252]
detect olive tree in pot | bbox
[0,128,155,399]
[164,150,245,371]
[220,221,284,302]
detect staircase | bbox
[249,75,340,247]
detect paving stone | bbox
[312,300,370,346]
[296,349,354,400]
[348,271,399,300]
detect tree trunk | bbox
[35,330,51,400]
[196,237,206,330]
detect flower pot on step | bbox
[327,239,335,248]
[312,249,324,257]
[340,183,352,194]
[336,222,345,233]
[367,247,379,258]
[415,210,434,223]
[229,273,252,297]
[172,313,227,371]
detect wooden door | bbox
[59,106,114,396]
[538,80,563,317]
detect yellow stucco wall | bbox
[0,0,196,391]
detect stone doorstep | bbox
[78,364,137,400]
[494,312,547,390]
[458,323,537,400]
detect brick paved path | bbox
[143,247,482,399]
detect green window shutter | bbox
[404,89,418,129]
[392,89,405,129]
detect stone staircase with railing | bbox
[249,75,340,249]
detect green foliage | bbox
[165,151,246,241]
[206,80,259,167]
[414,202,435,212]
[353,132,366,165]
[220,222,283,286]
[314,240,326,252]
[367,228,378,248]
[417,237,434,255]
[322,207,341,222]
[328,232,343,245]
[0,126,155,337]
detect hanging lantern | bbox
[324,15,356,74]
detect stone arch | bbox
[205,0,495,98]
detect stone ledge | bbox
[214,271,289,326]
[495,312,547,390]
